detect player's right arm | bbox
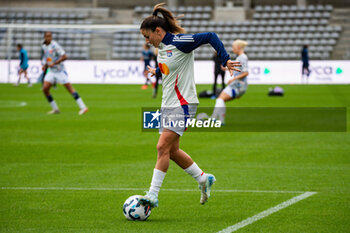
[46,41,67,68]
[48,54,67,68]
[40,46,47,71]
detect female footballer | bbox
[138,3,240,208]
[41,32,88,115]
[212,40,249,123]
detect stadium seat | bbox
[290,5,298,12]
[255,5,263,12]
[134,6,143,14]
[334,25,342,32]
[281,5,289,11]
[325,5,333,11]
[316,5,325,11]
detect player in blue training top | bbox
[141,43,154,89]
[137,3,241,209]
[15,44,31,87]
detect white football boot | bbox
[199,173,216,205]
[47,109,60,114]
[138,191,159,208]
[79,107,88,115]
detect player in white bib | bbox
[212,40,249,123]
[137,3,241,209]
[41,32,88,115]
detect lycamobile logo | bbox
[336,67,342,74]
[264,68,270,74]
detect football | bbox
[123,195,151,221]
[196,112,209,121]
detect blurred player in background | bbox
[152,48,161,98]
[212,40,249,124]
[301,44,310,83]
[141,43,154,90]
[138,3,241,209]
[212,51,226,98]
[15,44,31,87]
[41,32,88,115]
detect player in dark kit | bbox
[301,45,310,83]
[152,48,161,98]
[141,43,154,89]
[212,51,226,98]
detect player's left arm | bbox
[227,57,248,84]
[174,32,241,75]
[146,66,162,78]
[48,54,67,68]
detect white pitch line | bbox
[0,187,306,194]
[217,191,317,233]
[0,101,27,108]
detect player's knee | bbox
[218,95,226,102]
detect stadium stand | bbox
[0,8,95,59]
[118,4,341,60]
[0,4,344,60]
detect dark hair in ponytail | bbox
[140,3,185,34]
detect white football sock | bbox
[184,162,206,185]
[50,100,59,110]
[212,98,226,122]
[149,168,166,197]
[76,98,86,109]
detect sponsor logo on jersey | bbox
[159,63,170,75]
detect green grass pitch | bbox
[0,83,349,233]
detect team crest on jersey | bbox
[166,50,172,57]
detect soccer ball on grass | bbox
[123,195,151,221]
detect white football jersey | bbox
[156,32,231,108]
[233,53,248,84]
[41,40,66,73]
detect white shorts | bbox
[159,104,198,136]
[45,70,70,84]
[223,80,247,99]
